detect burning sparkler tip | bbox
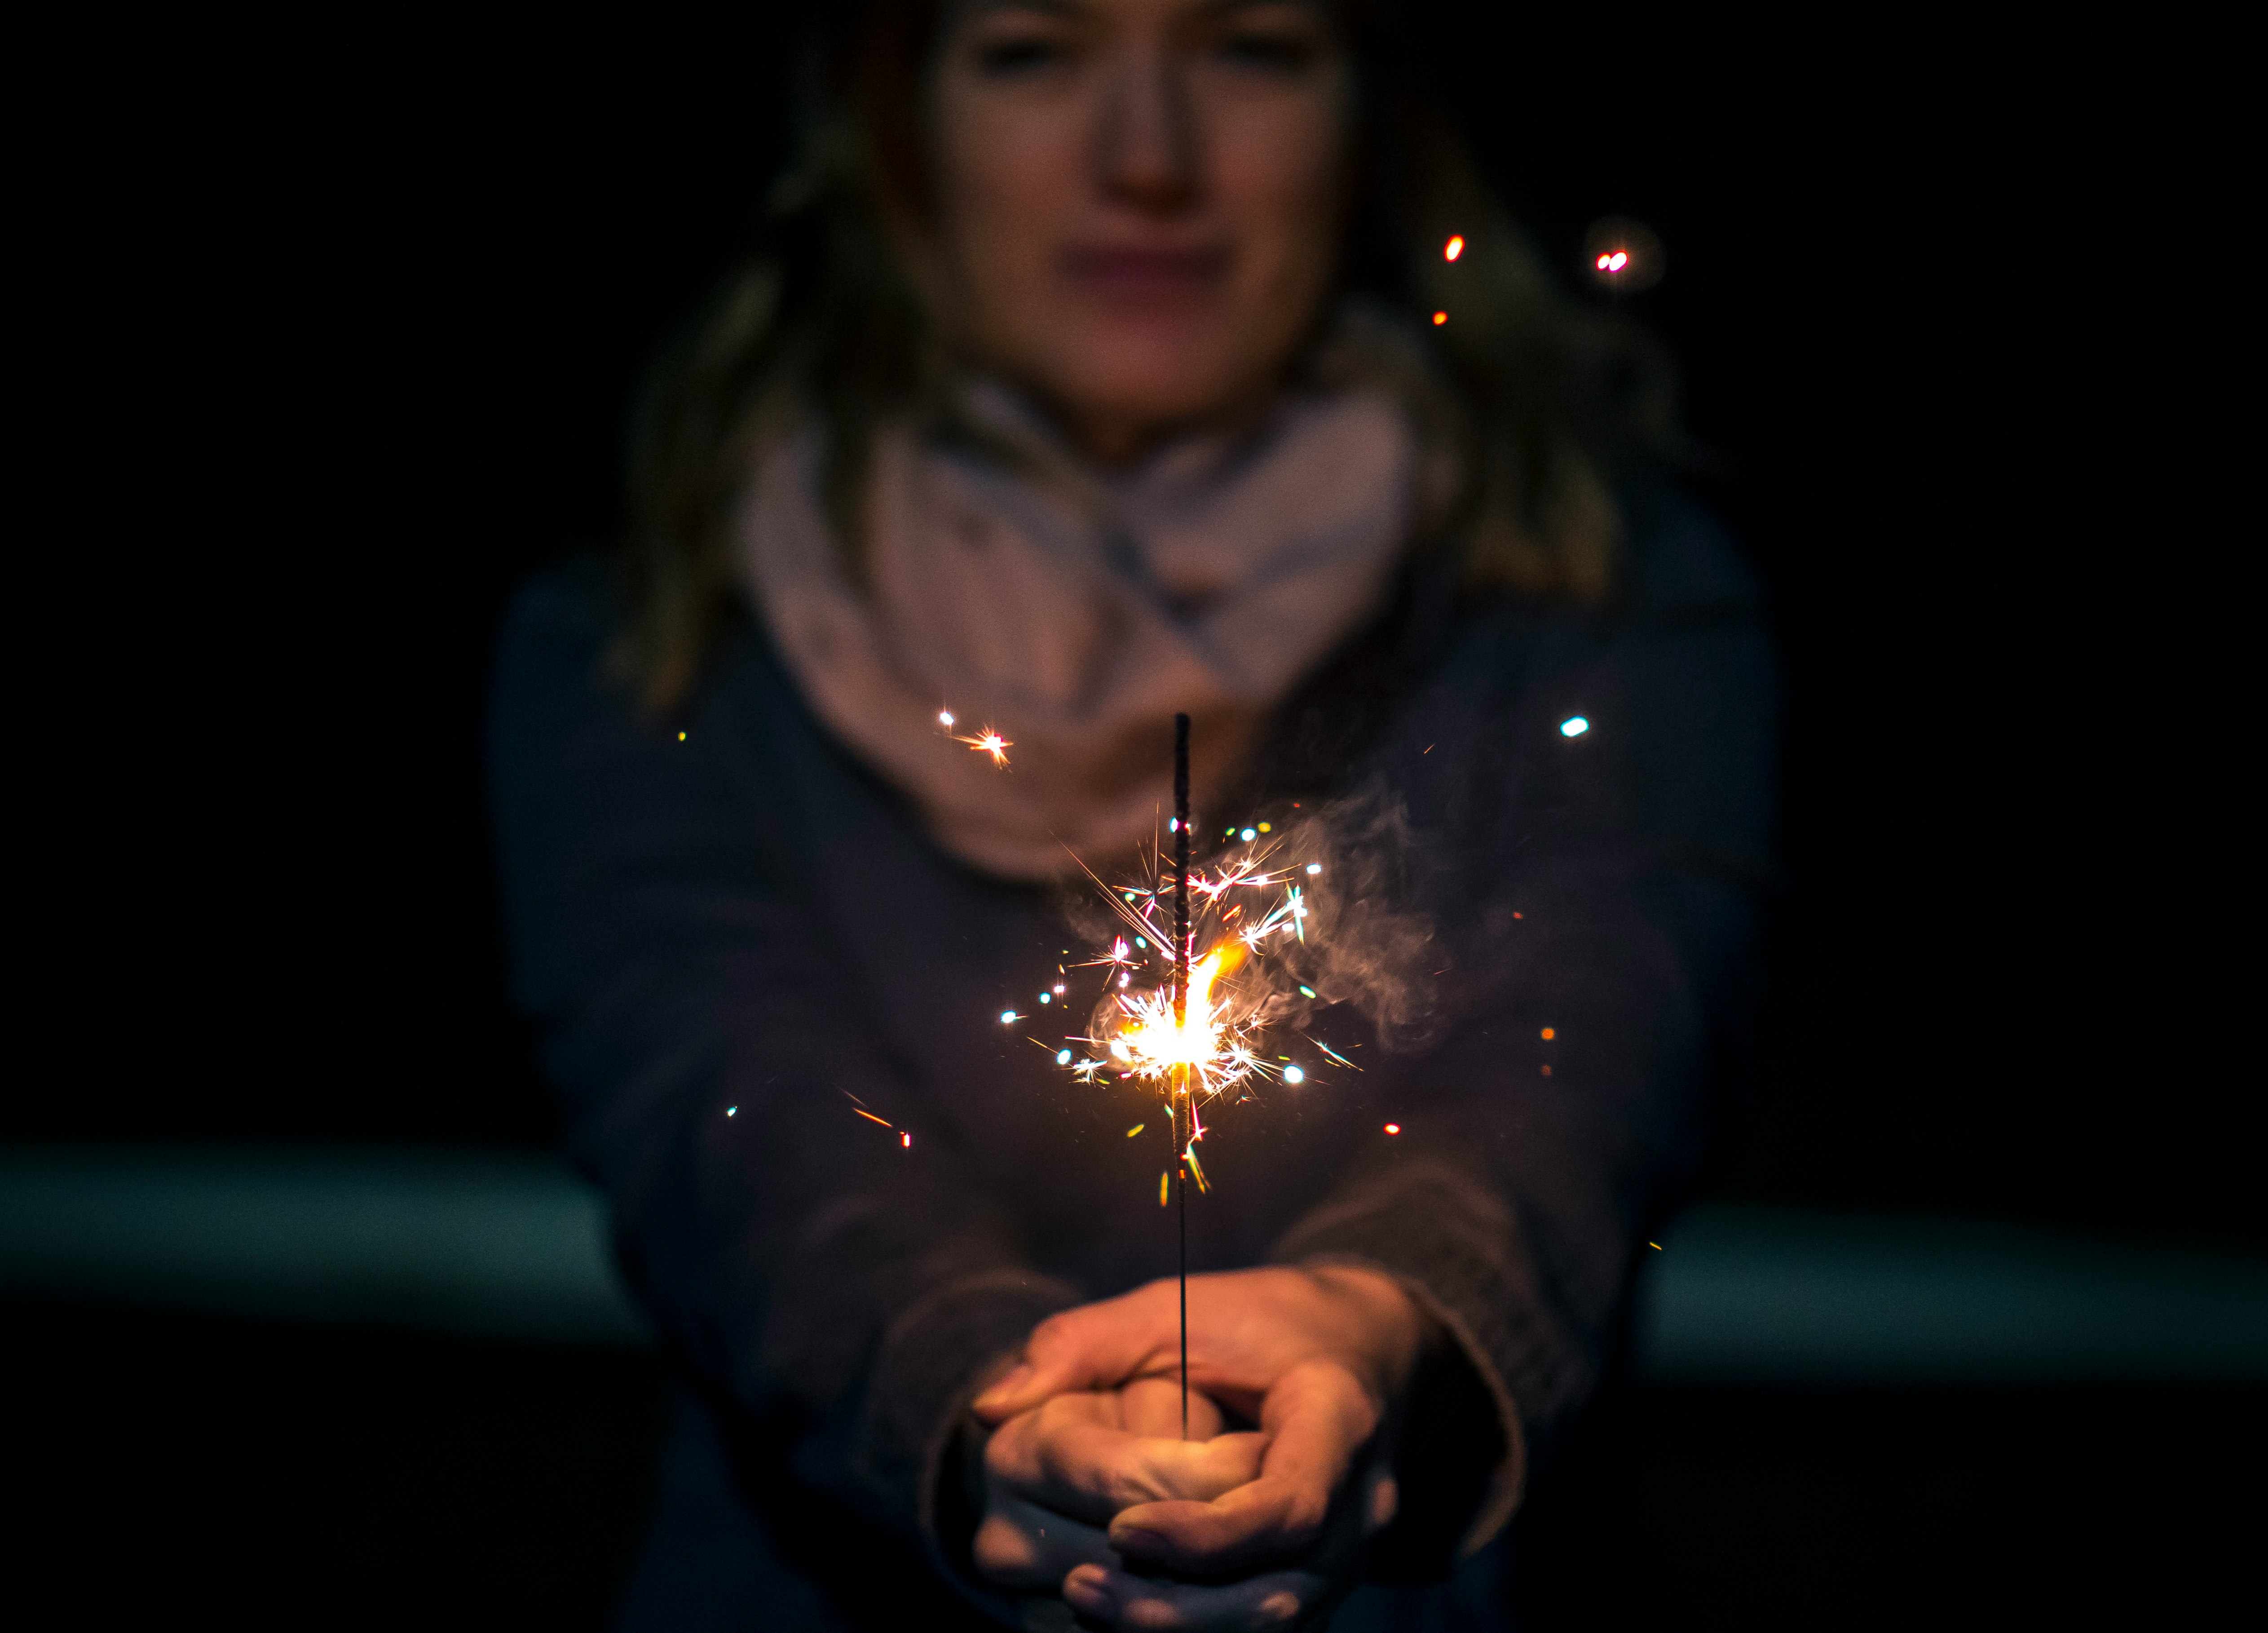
[1384,1123,1401,1135]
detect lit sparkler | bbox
[1037,714,1338,1436]
[1055,823,1321,1136]
[953,703,1342,1438]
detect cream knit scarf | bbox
[737,329,1436,881]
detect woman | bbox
[490,1,1772,1627]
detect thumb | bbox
[971,1293,1170,1423]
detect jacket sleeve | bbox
[487,566,1075,1569]
[1273,492,1777,1558]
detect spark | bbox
[1034,813,1410,1203]
[853,1109,892,1128]
[1541,1027,1555,1040]
[901,1132,912,1147]
[1596,249,1629,273]
[1105,943,1250,1094]
[1000,1011,1018,1024]
[938,707,1011,765]
[1444,235,1465,261]
[1432,310,1448,325]
[961,729,1011,764]
[1045,826,1330,1162]
[1308,1036,1359,1071]
[1384,1123,1401,1135]
[1560,716,1590,737]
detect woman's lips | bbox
[1060,246,1230,295]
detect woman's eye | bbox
[971,33,1072,75]
[1213,29,1320,71]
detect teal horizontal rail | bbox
[5,1146,2265,1384]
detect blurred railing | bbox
[5,1145,2265,1383]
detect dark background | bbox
[31,9,2238,1245]
[13,12,2249,1629]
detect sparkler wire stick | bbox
[1174,712,1191,1441]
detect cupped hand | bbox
[972,1266,1426,1629]
[973,1376,1262,1597]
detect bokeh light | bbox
[1580,217,1665,294]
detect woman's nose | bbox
[1094,46,1198,213]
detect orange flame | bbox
[1112,942,1247,1078]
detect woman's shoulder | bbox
[486,551,791,768]
[1615,475,1764,628]
[495,553,617,683]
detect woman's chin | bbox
[1037,347,1275,447]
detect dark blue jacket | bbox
[489,478,1774,1629]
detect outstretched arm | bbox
[489,569,1073,1574]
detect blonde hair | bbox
[617,1,1675,710]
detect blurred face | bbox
[931,0,1352,462]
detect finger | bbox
[990,1398,1266,1522]
[972,1283,1181,1422]
[1061,1562,1330,1631]
[1108,1363,1374,1575]
[971,1491,1119,1590]
[1119,1375,1225,1441]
